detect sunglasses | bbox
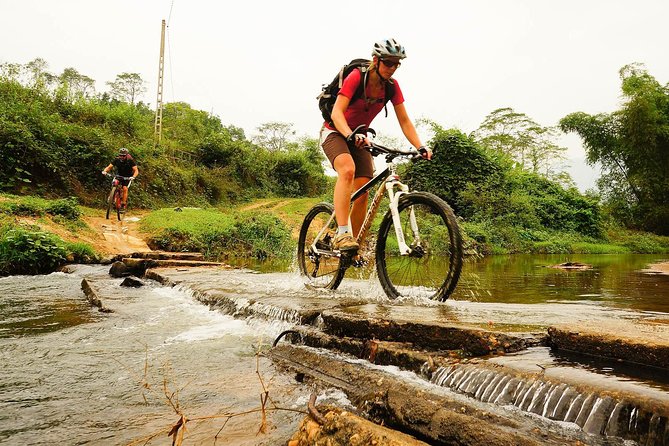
[380,59,401,68]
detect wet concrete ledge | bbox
[122,258,228,277]
[145,266,669,371]
[320,310,540,356]
[270,344,604,446]
[549,327,669,371]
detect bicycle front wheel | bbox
[297,202,345,290]
[115,189,122,221]
[376,192,463,301]
[106,187,116,220]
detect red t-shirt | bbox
[324,68,404,131]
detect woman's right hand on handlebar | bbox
[346,132,368,148]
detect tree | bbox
[252,121,296,151]
[58,67,95,100]
[0,62,22,82]
[25,58,55,91]
[106,72,146,104]
[560,63,669,234]
[473,107,568,176]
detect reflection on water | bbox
[0,272,103,338]
[235,254,669,313]
[452,254,669,313]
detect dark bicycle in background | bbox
[104,173,134,221]
[297,127,463,302]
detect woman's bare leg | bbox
[350,176,370,238]
[333,154,355,227]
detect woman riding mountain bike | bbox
[320,38,431,254]
[101,147,138,212]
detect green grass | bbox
[140,207,293,259]
[0,195,81,219]
[460,219,669,255]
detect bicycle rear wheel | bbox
[297,202,345,290]
[106,187,116,220]
[375,192,463,301]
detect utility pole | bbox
[154,19,166,147]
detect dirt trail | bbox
[83,213,151,256]
[239,199,291,212]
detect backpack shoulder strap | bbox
[381,79,396,117]
[350,67,368,103]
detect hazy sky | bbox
[2,0,668,190]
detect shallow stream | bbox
[1,253,668,444]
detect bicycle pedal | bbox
[352,256,367,268]
[337,247,358,257]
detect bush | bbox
[0,198,44,217]
[229,213,293,258]
[46,197,82,219]
[65,242,99,263]
[0,229,67,275]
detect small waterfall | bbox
[603,402,626,437]
[429,364,668,445]
[248,301,302,324]
[564,393,585,423]
[582,397,614,434]
[203,292,302,324]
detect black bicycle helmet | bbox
[372,38,407,59]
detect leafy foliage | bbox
[0,228,67,275]
[472,107,568,178]
[560,63,669,234]
[0,58,327,208]
[0,195,82,219]
[405,126,604,254]
[106,72,146,104]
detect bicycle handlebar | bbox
[348,124,425,162]
[103,172,135,181]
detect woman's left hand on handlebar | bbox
[418,146,432,160]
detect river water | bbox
[1,253,668,445]
[0,266,325,445]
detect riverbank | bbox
[137,199,669,260]
[3,194,669,276]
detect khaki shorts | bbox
[320,130,374,178]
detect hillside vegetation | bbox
[1,59,669,275]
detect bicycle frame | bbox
[310,162,418,257]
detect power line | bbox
[166,25,175,103]
[167,0,175,26]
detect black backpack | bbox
[317,58,395,125]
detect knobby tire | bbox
[297,202,346,290]
[106,186,116,220]
[375,192,463,301]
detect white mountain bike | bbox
[297,128,463,301]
